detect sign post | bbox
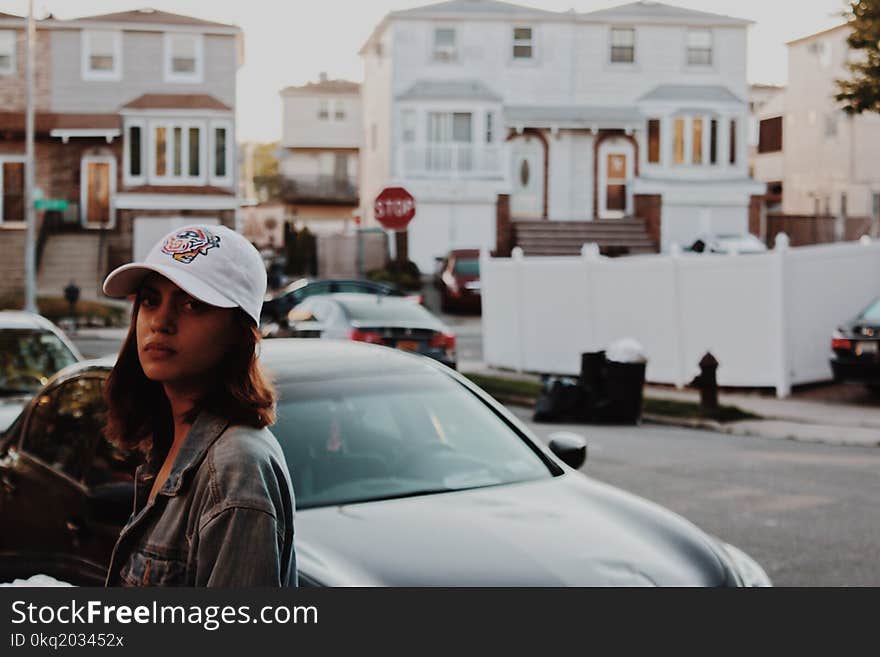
[374,186,416,266]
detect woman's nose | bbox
[150,301,177,333]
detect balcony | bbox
[398,144,505,179]
[280,175,359,205]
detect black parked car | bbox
[261,278,421,328]
[0,340,770,587]
[830,297,880,389]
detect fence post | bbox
[773,233,791,398]
[670,242,687,389]
[512,246,525,372]
[480,248,491,366]
[581,243,601,353]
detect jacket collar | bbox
[150,408,230,497]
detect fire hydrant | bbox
[694,352,719,413]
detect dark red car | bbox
[436,249,481,313]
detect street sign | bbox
[34,199,68,211]
[374,187,415,232]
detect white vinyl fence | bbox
[481,237,880,398]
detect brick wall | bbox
[0,226,26,298]
[766,214,874,248]
[748,194,763,238]
[634,194,661,246]
[495,193,512,256]
[0,29,51,112]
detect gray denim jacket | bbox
[105,410,296,587]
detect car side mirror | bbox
[548,432,587,470]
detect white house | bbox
[279,73,361,233]
[359,0,765,271]
[752,24,880,221]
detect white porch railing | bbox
[398,144,505,179]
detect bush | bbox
[0,294,128,327]
[367,259,422,291]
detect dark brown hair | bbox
[103,297,277,454]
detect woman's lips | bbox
[143,344,177,360]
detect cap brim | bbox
[102,263,237,309]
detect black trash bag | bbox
[533,376,586,423]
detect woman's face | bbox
[136,273,237,390]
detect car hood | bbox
[294,473,734,587]
[0,396,28,434]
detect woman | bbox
[100,225,296,587]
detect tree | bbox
[836,1,880,113]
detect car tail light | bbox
[430,332,456,352]
[831,330,852,351]
[349,328,385,345]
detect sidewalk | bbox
[459,360,880,448]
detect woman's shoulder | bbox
[201,424,292,514]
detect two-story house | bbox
[359,0,764,271]
[0,8,241,299]
[752,24,880,225]
[279,73,361,234]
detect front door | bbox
[82,158,115,227]
[1,161,24,223]
[598,139,634,219]
[510,138,544,219]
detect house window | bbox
[513,27,533,59]
[401,110,416,143]
[758,116,783,153]
[128,125,143,177]
[0,159,25,222]
[318,99,329,120]
[81,30,121,80]
[164,33,203,82]
[486,112,494,143]
[729,119,737,165]
[673,118,685,165]
[334,100,346,120]
[692,118,704,164]
[0,30,15,75]
[710,119,718,164]
[610,28,635,63]
[647,119,661,163]
[687,30,712,66]
[433,27,457,62]
[151,122,206,183]
[213,126,227,178]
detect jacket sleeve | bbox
[195,505,285,587]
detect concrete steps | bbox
[38,233,104,300]
[513,218,658,256]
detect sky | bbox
[0,0,849,142]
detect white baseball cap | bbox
[102,224,267,325]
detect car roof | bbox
[49,339,438,386]
[0,310,59,331]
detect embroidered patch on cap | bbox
[160,229,221,264]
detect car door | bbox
[0,377,102,584]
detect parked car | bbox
[830,297,880,390]
[0,311,82,434]
[283,293,456,369]
[0,340,770,586]
[435,249,481,313]
[261,278,421,327]
[685,233,768,255]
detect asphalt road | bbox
[513,405,880,587]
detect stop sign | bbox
[374,187,416,232]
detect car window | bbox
[300,282,329,300]
[452,259,480,276]
[22,377,105,482]
[335,297,438,323]
[0,329,79,394]
[273,372,552,509]
[860,299,880,323]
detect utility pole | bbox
[23,0,36,313]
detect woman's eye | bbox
[182,299,204,312]
[141,296,158,308]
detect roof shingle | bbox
[121,94,232,111]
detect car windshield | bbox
[860,298,880,323]
[336,296,437,323]
[453,259,480,276]
[273,372,552,509]
[0,329,78,394]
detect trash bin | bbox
[600,338,647,424]
[533,376,584,423]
